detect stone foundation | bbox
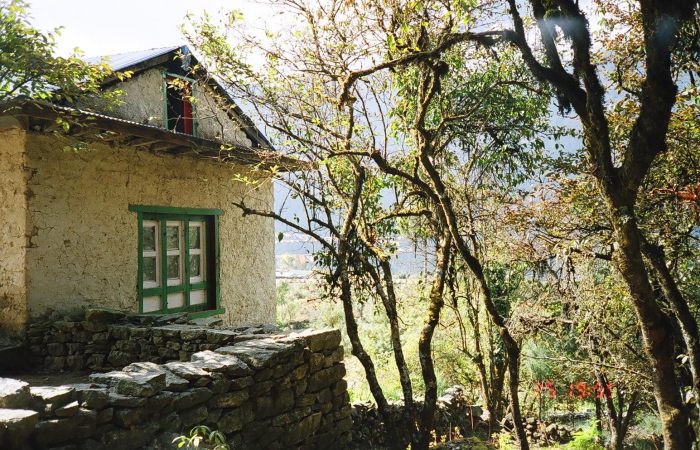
[0,328,351,450]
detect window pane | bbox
[190,290,206,305]
[166,225,180,250]
[189,226,200,249]
[167,255,180,279]
[143,257,157,282]
[167,292,186,309]
[190,254,201,277]
[143,296,161,313]
[143,225,156,251]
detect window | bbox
[129,205,224,316]
[162,72,196,135]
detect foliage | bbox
[493,431,517,450]
[565,420,604,450]
[184,2,558,448]
[186,0,700,448]
[0,0,121,104]
[173,426,230,450]
[627,413,664,450]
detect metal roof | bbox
[85,46,183,71]
[0,99,303,170]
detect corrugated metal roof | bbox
[85,46,182,71]
[4,99,299,167]
[47,101,258,153]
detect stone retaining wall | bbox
[348,389,577,447]
[350,387,484,447]
[25,309,281,372]
[0,329,351,450]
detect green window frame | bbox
[162,71,198,136]
[129,205,224,317]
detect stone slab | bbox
[0,378,31,409]
[216,339,294,369]
[191,350,251,376]
[0,408,39,448]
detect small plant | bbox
[493,431,516,450]
[173,426,231,450]
[566,419,604,450]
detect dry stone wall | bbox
[27,308,268,372]
[26,309,283,372]
[350,387,484,447]
[349,388,576,448]
[2,319,351,450]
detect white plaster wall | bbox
[192,86,254,147]
[0,128,28,335]
[24,133,275,326]
[102,69,253,147]
[101,69,163,128]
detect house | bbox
[0,45,288,337]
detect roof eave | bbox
[0,99,305,171]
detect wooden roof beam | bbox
[128,137,161,147]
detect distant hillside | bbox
[275,232,432,277]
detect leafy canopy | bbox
[0,0,119,104]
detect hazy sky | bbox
[25,0,272,57]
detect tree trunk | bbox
[607,206,693,449]
[412,117,529,449]
[595,396,602,435]
[464,296,496,429]
[504,341,528,449]
[503,0,696,443]
[416,227,452,450]
[595,370,638,450]
[489,322,508,422]
[645,242,700,410]
[358,247,419,446]
[338,272,404,450]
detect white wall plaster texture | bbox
[0,128,28,334]
[24,133,275,326]
[103,69,254,147]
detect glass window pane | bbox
[167,292,186,309]
[189,226,200,249]
[167,225,180,250]
[143,296,161,313]
[190,290,207,305]
[143,225,156,251]
[167,255,180,279]
[143,257,157,282]
[190,254,201,277]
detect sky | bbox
[25,0,273,58]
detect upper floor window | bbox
[162,71,196,136]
